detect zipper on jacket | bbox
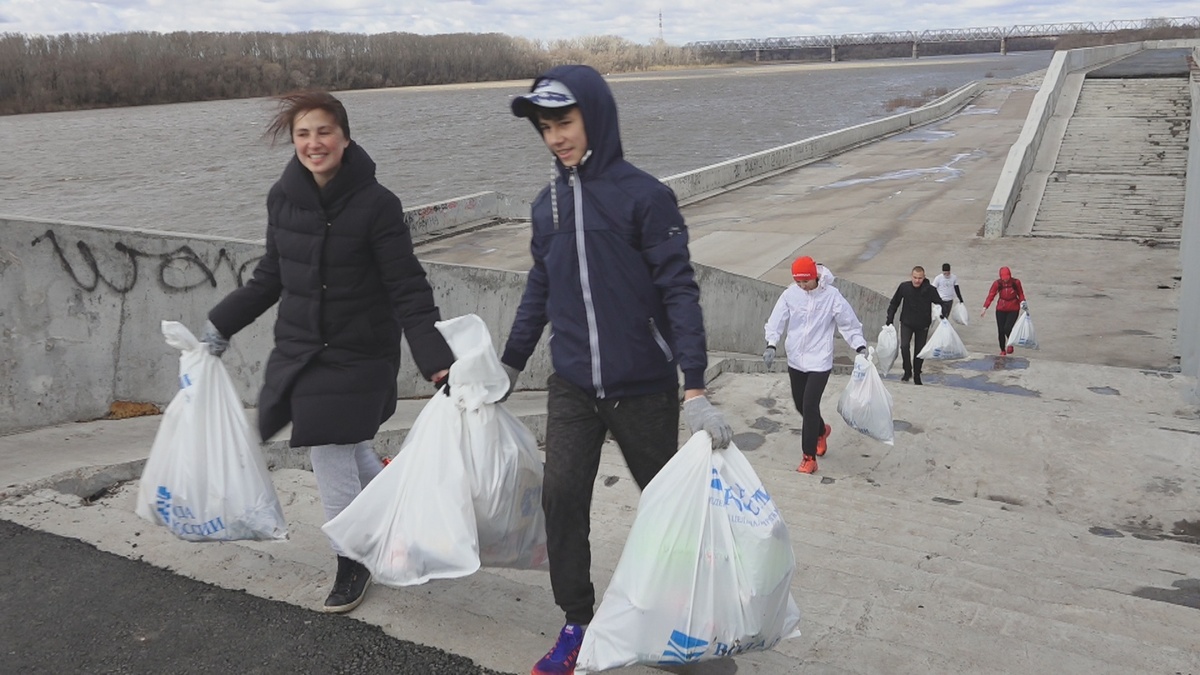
[570,166,605,398]
[649,318,673,361]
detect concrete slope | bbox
[2,353,1198,674]
[1032,77,1190,245]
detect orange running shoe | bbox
[797,455,818,474]
[816,423,832,456]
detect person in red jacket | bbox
[980,266,1027,355]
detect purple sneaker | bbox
[531,623,585,675]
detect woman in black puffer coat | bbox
[202,92,454,614]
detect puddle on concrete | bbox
[921,373,1040,397]
[895,129,955,142]
[1121,329,1152,336]
[1173,519,1200,542]
[932,496,962,505]
[1088,526,1124,538]
[820,477,835,485]
[1131,579,1200,610]
[892,420,919,434]
[987,495,1025,507]
[749,417,782,434]
[959,105,999,115]
[732,432,765,451]
[857,236,889,262]
[603,476,620,487]
[1088,386,1121,396]
[1140,370,1175,379]
[952,356,1029,372]
[755,397,777,409]
[820,154,970,189]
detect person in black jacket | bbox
[199,92,453,615]
[886,265,942,385]
[499,66,733,675]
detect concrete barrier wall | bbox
[0,215,889,434]
[984,41,1148,238]
[1178,47,1200,400]
[0,216,546,434]
[662,82,983,205]
[401,81,986,237]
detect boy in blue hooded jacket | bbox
[500,65,733,675]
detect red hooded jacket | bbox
[983,267,1026,313]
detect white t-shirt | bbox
[932,273,959,302]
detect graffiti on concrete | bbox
[31,230,261,294]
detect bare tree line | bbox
[4,24,1193,116]
[0,31,721,115]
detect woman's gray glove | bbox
[683,396,733,449]
[763,345,776,367]
[500,363,521,402]
[199,320,229,357]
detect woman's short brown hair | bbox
[266,91,351,144]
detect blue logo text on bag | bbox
[154,484,228,538]
[657,630,709,664]
[519,485,542,518]
[709,468,781,528]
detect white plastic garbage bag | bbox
[837,348,895,446]
[322,314,548,586]
[576,433,801,673]
[950,301,969,326]
[1006,306,1039,350]
[917,318,968,360]
[135,321,287,541]
[875,324,899,377]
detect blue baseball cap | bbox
[511,78,577,118]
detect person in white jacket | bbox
[763,256,868,475]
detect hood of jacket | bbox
[523,65,623,180]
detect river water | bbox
[2,52,1050,240]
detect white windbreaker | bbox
[764,282,867,372]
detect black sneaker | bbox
[901,372,912,382]
[323,555,371,614]
[914,373,923,385]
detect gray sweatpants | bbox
[310,441,383,554]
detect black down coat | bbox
[209,142,454,447]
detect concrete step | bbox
[580,450,1200,673]
[1032,76,1191,246]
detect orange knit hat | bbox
[791,256,818,281]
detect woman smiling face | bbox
[291,108,350,188]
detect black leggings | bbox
[788,368,831,458]
[996,310,1019,350]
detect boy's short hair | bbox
[512,78,578,119]
[942,263,951,271]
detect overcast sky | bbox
[3,1,1197,45]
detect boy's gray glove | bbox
[763,345,776,367]
[199,320,229,358]
[683,396,733,450]
[500,363,521,402]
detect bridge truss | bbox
[687,16,1200,51]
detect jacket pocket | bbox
[648,318,673,361]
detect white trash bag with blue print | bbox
[837,347,895,446]
[322,314,548,586]
[917,316,968,361]
[1006,303,1039,350]
[575,433,801,673]
[135,321,287,541]
[875,324,899,377]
